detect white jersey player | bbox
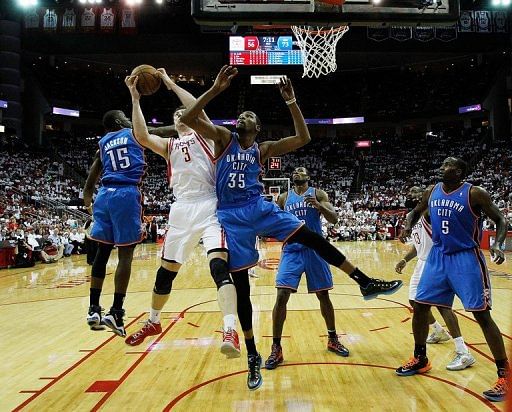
[396,186,474,371]
[124,70,240,359]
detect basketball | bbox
[130,64,161,95]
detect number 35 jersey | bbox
[99,128,146,187]
[216,132,265,209]
[167,130,216,201]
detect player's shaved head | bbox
[103,110,131,131]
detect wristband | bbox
[400,259,407,264]
[285,98,297,106]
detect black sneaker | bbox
[360,279,403,300]
[86,305,105,331]
[265,344,284,370]
[247,353,263,390]
[102,308,126,337]
[396,356,432,376]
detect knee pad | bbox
[209,258,233,289]
[153,266,178,295]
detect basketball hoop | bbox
[291,25,349,78]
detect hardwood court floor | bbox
[1,241,511,411]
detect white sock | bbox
[454,336,468,353]
[223,314,237,331]
[149,308,161,324]
[430,321,444,333]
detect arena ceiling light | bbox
[17,0,38,7]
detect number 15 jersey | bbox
[167,130,216,201]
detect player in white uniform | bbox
[123,71,240,357]
[396,186,475,370]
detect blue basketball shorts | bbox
[415,246,492,311]
[276,247,333,293]
[217,197,303,271]
[90,186,145,246]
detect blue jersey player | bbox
[181,65,402,390]
[83,110,172,338]
[265,167,350,371]
[396,157,509,403]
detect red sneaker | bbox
[221,327,241,358]
[125,320,162,346]
[483,377,508,402]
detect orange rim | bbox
[292,25,349,36]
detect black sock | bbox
[349,268,371,288]
[328,330,337,339]
[273,337,281,346]
[112,293,125,310]
[245,337,257,356]
[496,359,509,378]
[90,288,101,307]
[414,344,427,359]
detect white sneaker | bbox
[446,351,476,371]
[426,329,451,344]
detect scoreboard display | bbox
[229,36,303,66]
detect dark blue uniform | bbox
[90,128,146,246]
[416,182,491,311]
[276,187,333,292]
[216,132,303,271]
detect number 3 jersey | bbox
[99,128,146,186]
[216,132,264,209]
[410,216,433,260]
[428,182,482,254]
[167,130,216,201]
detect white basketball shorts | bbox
[161,197,226,264]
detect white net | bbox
[291,25,349,78]
[262,178,290,202]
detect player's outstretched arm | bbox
[259,77,311,162]
[125,75,169,159]
[399,185,433,243]
[157,68,210,123]
[148,125,177,138]
[305,189,338,224]
[471,186,507,264]
[180,66,236,148]
[83,151,102,213]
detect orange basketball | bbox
[131,64,161,96]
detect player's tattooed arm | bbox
[400,184,434,243]
[306,189,338,224]
[259,77,311,162]
[471,186,507,264]
[83,151,102,213]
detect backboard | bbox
[192,0,460,27]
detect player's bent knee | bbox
[153,266,178,295]
[209,258,233,289]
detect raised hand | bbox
[125,75,140,101]
[156,68,174,89]
[212,65,238,93]
[278,76,295,102]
